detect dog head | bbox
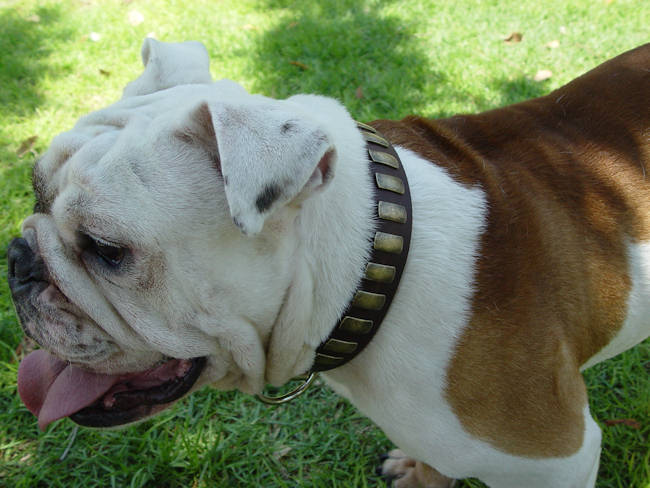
[8,38,353,429]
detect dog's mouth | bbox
[17,350,206,429]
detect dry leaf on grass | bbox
[533,69,553,82]
[99,68,111,77]
[289,60,309,70]
[504,32,523,44]
[355,86,364,99]
[604,419,641,429]
[16,136,38,157]
[273,446,292,460]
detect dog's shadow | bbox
[0,5,72,119]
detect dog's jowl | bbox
[8,38,649,487]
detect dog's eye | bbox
[88,237,125,267]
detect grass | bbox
[0,0,648,486]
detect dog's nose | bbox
[7,237,46,284]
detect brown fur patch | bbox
[371,44,650,457]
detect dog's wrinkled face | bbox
[7,39,341,429]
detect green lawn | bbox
[0,0,648,486]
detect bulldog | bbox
[7,38,649,488]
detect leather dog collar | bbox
[258,122,412,404]
[311,122,413,372]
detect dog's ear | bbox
[182,101,336,235]
[122,38,213,97]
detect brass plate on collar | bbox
[369,149,399,169]
[352,290,386,310]
[356,121,377,133]
[378,201,407,223]
[315,352,345,367]
[364,132,390,147]
[375,173,405,194]
[339,316,373,334]
[374,231,404,254]
[365,262,396,283]
[322,338,358,355]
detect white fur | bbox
[122,38,213,97]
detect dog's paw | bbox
[378,450,456,488]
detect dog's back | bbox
[374,43,650,365]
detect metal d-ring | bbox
[256,372,319,405]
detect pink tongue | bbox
[18,350,121,430]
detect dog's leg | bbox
[378,406,602,488]
[380,450,456,488]
[474,407,603,488]
[577,413,602,488]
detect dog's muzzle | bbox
[8,236,210,430]
[8,236,47,289]
[7,236,49,338]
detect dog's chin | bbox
[69,356,208,428]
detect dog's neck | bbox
[311,123,412,372]
[265,116,411,385]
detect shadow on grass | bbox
[247,0,551,122]
[247,0,439,121]
[491,76,550,107]
[0,4,74,235]
[0,5,73,118]
[0,3,75,240]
